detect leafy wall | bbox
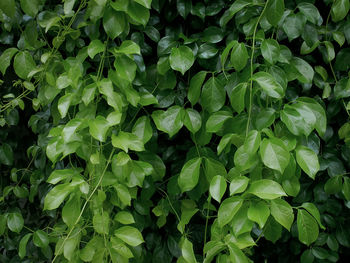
[1,0,350,262]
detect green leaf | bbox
[301,203,325,230]
[115,226,144,246]
[183,108,202,133]
[220,0,251,27]
[134,0,152,9]
[19,233,32,259]
[62,194,80,227]
[14,51,36,79]
[178,157,202,192]
[334,78,350,99]
[209,175,227,203]
[33,230,49,248]
[261,39,280,64]
[112,131,145,153]
[127,1,150,26]
[114,54,137,83]
[324,175,342,194]
[298,2,322,25]
[282,14,304,41]
[0,143,14,166]
[260,138,290,174]
[177,0,192,18]
[234,145,258,172]
[266,0,285,26]
[152,106,184,137]
[206,111,232,133]
[252,72,284,99]
[270,198,294,231]
[290,57,314,84]
[58,93,73,118]
[297,209,319,246]
[227,242,249,263]
[0,0,15,18]
[248,201,270,228]
[254,108,275,130]
[7,212,24,233]
[89,116,111,142]
[229,176,249,195]
[201,77,226,113]
[115,184,131,206]
[188,71,207,106]
[93,211,110,235]
[115,211,135,225]
[115,40,141,55]
[230,42,248,72]
[217,196,243,227]
[331,0,350,22]
[295,146,319,179]
[103,9,125,39]
[44,183,74,210]
[169,46,195,75]
[20,0,39,17]
[0,48,18,75]
[248,179,287,200]
[132,116,153,143]
[181,238,197,263]
[87,39,105,59]
[244,130,260,155]
[230,83,247,114]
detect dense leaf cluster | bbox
[1,0,350,262]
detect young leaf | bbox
[112,131,145,153]
[115,211,135,225]
[217,196,243,227]
[178,157,202,192]
[181,238,197,263]
[295,146,319,179]
[248,179,287,200]
[169,46,195,75]
[229,176,249,195]
[270,198,294,231]
[209,175,227,203]
[297,209,319,246]
[247,201,270,228]
[132,116,153,143]
[114,226,144,246]
[89,116,111,142]
[43,184,74,210]
[183,108,202,133]
[206,111,232,133]
[300,203,325,230]
[93,211,109,235]
[260,138,290,174]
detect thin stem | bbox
[52,148,115,263]
[245,0,269,137]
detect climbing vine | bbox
[1,0,350,262]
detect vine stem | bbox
[52,148,115,263]
[245,0,269,137]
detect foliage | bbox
[1,0,350,262]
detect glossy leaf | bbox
[178,157,202,192]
